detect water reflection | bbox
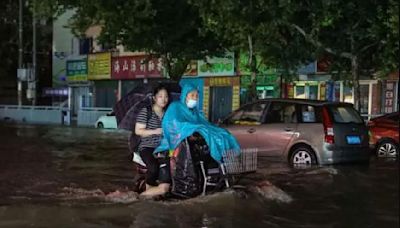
[0,123,398,228]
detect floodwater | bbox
[0,124,398,228]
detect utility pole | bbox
[31,0,37,105]
[18,0,23,106]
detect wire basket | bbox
[221,148,258,174]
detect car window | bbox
[265,102,297,124]
[329,105,363,124]
[225,102,267,125]
[300,105,322,123]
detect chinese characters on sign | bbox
[66,59,88,82]
[198,53,235,76]
[384,81,395,113]
[112,56,163,79]
[88,52,111,80]
[208,77,232,86]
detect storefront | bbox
[180,53,239,122]
[381,72,399,114]
[66,57,93,116]
[204,76,240,122]
[288,81,326,100]
[238,54,280,104]
[111,54,164,101]
[240,74,280,103]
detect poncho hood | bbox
[154,83,240,162]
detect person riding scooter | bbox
[134,85,171,198]
[154,83,241,197]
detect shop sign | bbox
[42,87,69,97]
[384,81,396,113]
[209,77,232,86]
[66,59,87,82]
[198,53,235,76]
[112,55,163,79]
[240,75,278,87]
[88,52,111,80]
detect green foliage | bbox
[0,0,52,79]
[193,0,316,101]
[37,0,224,80]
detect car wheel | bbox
[290,146,317,167]
[97,122,104,128]
[376,139,399,158]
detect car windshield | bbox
[328,105,363,124]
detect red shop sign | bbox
[112,56,163,79]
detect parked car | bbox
[220,99,370,166]
[368,112,399,158]
[95,112,118,129]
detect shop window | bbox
[296,86,306,99]
[359,84,369,114]
[79,38,93,55]
[309,85,318,100]
[343,86,353,103]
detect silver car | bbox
[221,99,370,166]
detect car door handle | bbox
[247,128,256,134]
[284,127,294,132]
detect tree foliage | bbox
[0,0,52,104]
[38,0,225,81]
[289,0,399,110]
[192,0,316,101]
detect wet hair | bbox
[152,85,170,109]
[153,84,169,97]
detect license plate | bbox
[346,135,361,144]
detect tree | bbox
[289,0,399,111]
[0,0,52,104]
[192,0,315,102]
[37,0,225,81]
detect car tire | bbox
[97,122,104,128]
[289,146,317,167]
[376,139,399,158]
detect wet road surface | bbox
[0,124,398,228]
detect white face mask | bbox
[186,99,198,109]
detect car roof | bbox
[370,111,399,121]
[249,98,353,106]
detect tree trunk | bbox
[161,54,187,81]
[248,54,258,103]
[247,34,258,103]
[162,54,172,79]
[351,55,361,112]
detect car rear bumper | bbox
[318,144,370,165]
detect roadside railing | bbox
[0,105,64,125]
[77,107,113,127]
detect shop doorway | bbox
[209,86,232,123]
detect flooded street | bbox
[0,124,398,228]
